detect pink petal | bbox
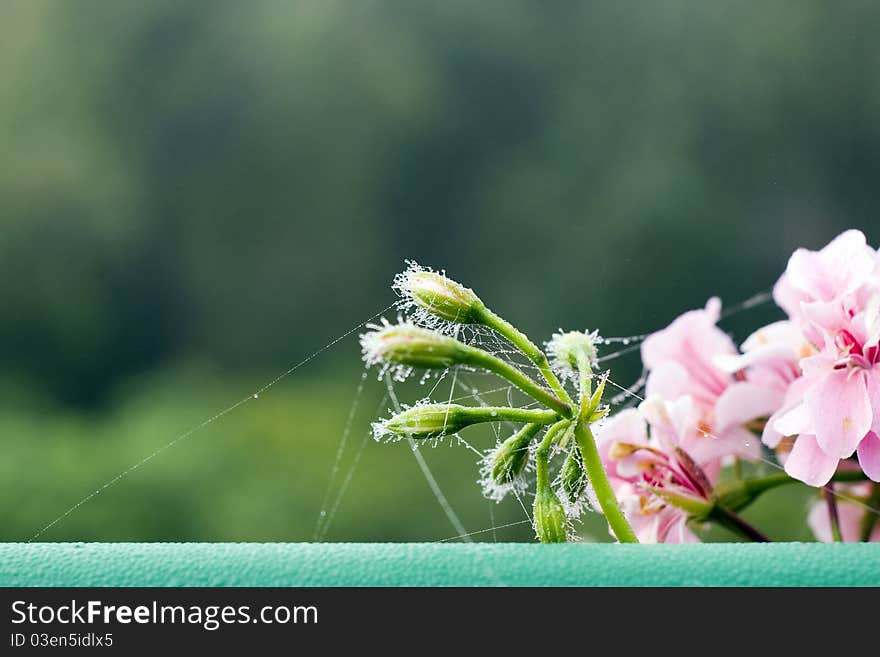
[869,368,880,434]
[763,377,811,448]
[640,298,735,400]
[857,431,880,482]
[666,396,701,446]
[806,368,872,459]
[644,360,692,401]
[820,229,876,297]
[773,273,809,320]
[657,511,698,544]
[800,300,850,335]
[715,344,793,378]
[740,320,802,353]
[595,408,647,447]
[773,402,811,437]
[715,382,784,433]
[762,408,785,448]
[785,434,840,487]
[800,354,833,379]
[787,230,874,301]
[714,426,762,461]
[639,396,699,453]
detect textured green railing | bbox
[1,543,877,586]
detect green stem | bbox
[708,504,770,542]
[576,351,593,411]
[569,347,637,543]
[463,346,573,418]
[716,469,869,513]
[574,419,638,543]
[478,308,574,407]
[535,420,571,490]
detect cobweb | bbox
[312,285,880,543]
[25,286,880,544]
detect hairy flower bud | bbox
[546,330,599,377]
[373,403,557,442]
[360,321,467,371]
[394,262,484,325]
[560,449,587,503]
[490,424,540,485]
[533,487,569,543]
[375,403,474,440]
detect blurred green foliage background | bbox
[3,1,878,542]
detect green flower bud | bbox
[373,403,558,442]
[360,321,467,372]
[546,330,599,377]
[560,449,587,504]
[394,262,484,324]
[375,403,474,441]
[533,487,569,543]
[490,424,540,485]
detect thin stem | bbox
[709,505,770,542]
[569,347,637,543]
[464,346,573,418]
[478,308,574,406]
[574,419,638,543]
[535,420,571,491]
[716,469,869,513]
[576,351,593,411]
[824,483,843,543]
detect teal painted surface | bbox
[0,543,875,587]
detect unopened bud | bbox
[533,487,569,543]
[375,403,474,441]
[360,321,467,370]
[546,330,599,377]
[490,424,540,485]
[394,262,484,324]
[373,403,558,441]
[560,449,587,503]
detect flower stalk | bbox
[362,322,571,417]
[706,504,770,543]
[533,421,571,543]
[377,404,559,441]
[571,345,638,543]
[478,309,574,407]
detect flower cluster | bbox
[362,263,637,543]
[597,230,880,542]
[363,238,880,544]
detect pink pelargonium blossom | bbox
[766,230,880,486]
[773,230,880,346]
[641,298,791,463]
[596,395,720,543]
[807,483,880,542]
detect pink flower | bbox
[641,298,788,463]
[773,230,879,344]
[596,396,718,543]
[767,230,880,486]
[808,483,880,542]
